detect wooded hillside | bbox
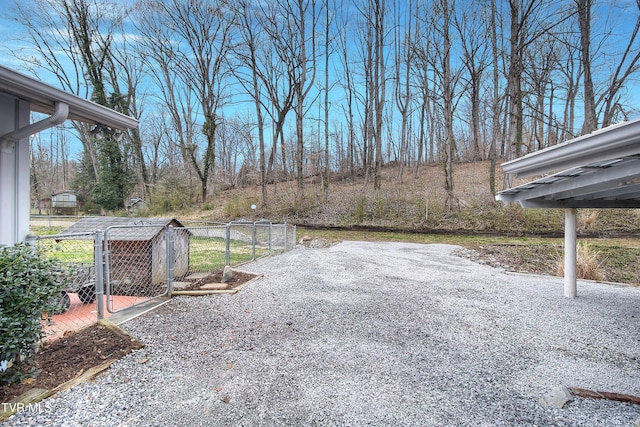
[8,0,640,216]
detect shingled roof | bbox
[60,217,186,241]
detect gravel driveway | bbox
[6,241,640,426]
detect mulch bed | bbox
[1,269,258,404]
[186,269,260,290]
[0,323,143,403]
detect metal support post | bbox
[166,226,174,297]
[564,208,577,298]
[225,223,231,266]
[103,228,112,312]
[94,231,105,319]
[252,221,257,260]
[283,223,288,250]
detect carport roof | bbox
[0,65,138,130]
[496,119,640,209]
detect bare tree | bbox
[394,0,415,183]
[136,0,201,200]
[257,2,302,185]
[322,0,334,201]
[488,0,504,196]
[354,7,376,184]
[412,11,436,177]
[335,6,358,177]
[555,35,582,142]
[455,2,491,161]
[596,1,640,127]
[371,0,387,192]
[440,0,457,208]
[354,0,388,192]
[231,0,268,205]
[284,0,319,203]
[12,0,105,179]
[13,0,142,210]
[525,35,558,150]
[576,0,598,134]
[416,0,460,208]
[137,0,234,203]
[503,0,573,193]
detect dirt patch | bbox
[188,269,260,290]
[462,243,640,285]
[1,323,143,403]
[462,244,563,276]
[298,236,338,248]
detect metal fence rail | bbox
[32,221,296,340]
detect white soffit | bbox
[0,65,138,130]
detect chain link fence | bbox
[103,224,176,313]
[34,232,99,342]
[31,221,296,341]
[183,221,296,275]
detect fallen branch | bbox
[568,387,640,405]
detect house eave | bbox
[0,65,138,130]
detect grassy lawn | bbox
[36,238,95,264]
[30,225,68,236]
[188,236,269,272]
[31,228,270,273]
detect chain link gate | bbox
[103,224,176,313]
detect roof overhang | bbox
[0,65,138,130]
[496,119,640,209]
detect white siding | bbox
[0,94,30,246]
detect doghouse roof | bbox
[60,217,187,241]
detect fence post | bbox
[252,221,257,260]
[225,222,231,266]
[269,222,273,255]
[103,228,111,312]
[94,230,105,320]
[166,226,174,297]
[283,223,287,250]
[25,234,37,252]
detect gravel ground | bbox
[5,241,640,426]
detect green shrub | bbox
[413,199,427,223]
[81,200,101,215]
[201,201,215,211]
[0,243,67,385]
[374,196,386,219]
[147,176,195,215]
[224,195,257,218]
[354,195,367,223]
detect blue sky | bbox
[2,0,640,164]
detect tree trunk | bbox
[577,0,598,135]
